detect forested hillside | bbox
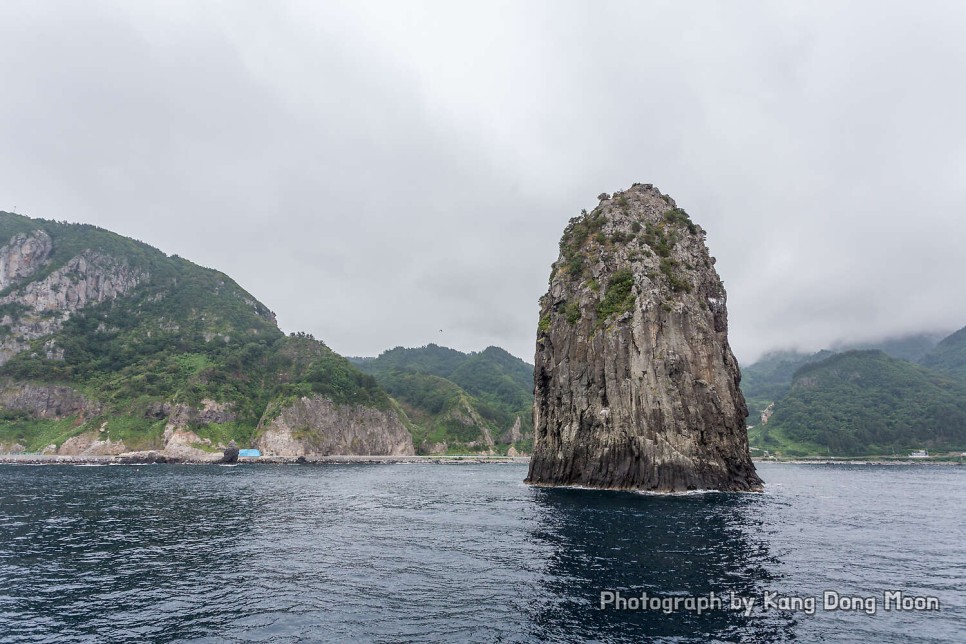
[745,340,966,456]
[352,344,533,454]
[0,212,399,457]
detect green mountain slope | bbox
[835,332,946,363]
[752,350,966,456]
[351,344,534,454]
[0,212,394,455]
[920,326,966,381]
[741,333,948,429]
[740,350,834,422]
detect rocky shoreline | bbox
[754,458,964,466]
[0,453,531,466]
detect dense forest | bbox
[743,331,966,456]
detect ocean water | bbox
[0,462,962,643]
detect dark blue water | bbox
[0,462,962,642]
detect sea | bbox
[0,462,962,643]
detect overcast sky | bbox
[3,1,966,364]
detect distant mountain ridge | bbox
[350,344,534,455]
[743,330,966,456]
[920,326,966,381]
[831,332,949,362]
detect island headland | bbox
[0,212,534,460]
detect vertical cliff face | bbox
[0,380,101,418]
[0,231,53,289]
[255,396,415,457]
[0,230,147,365]
[526,184,762,492]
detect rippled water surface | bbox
[0,462,963,642]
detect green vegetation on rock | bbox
[351,344,533,454]
[596,269,636,322]
[564,301,581,324]
[0,212,389,452]
[663,207,699,235]
[557,209,607,279]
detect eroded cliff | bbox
[0,227,149,365]
[256,396,414,457]
[526,184,762,492]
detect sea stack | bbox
[526,184,762,492]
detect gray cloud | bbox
[3,0,966,363]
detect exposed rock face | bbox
[157,401,240,461]
[447,401,495,451]
[500,416,523,444]
[157,426,220,461]
[0,246,147,364]
[221,440,239,464]
[0,380,101,418]
[58,432,128,456]
[417,440,449,455]
[0,231,53,289]
[526,184,762,492]
[256,396,415,457]
[162,399,237,427]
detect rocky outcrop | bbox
[0,230,53,289]
[446,401,495,451]
[256,396,415,457]
[500,416,523,444]
[0,380,101,418]
[3,250,145,312]
[221,440,239,463]
[418,440,449,455]
[160,426,221,461]
[151,399,237,426]
[144,399,237,461]
[58,432,128,456]
[414,403,499,454]
[526,184,762,492]
[0,249,147,364]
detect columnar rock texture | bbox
[526,184,762,492]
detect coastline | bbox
[3,454,960,467]
[753,458,964,466]
[0,453,532,466]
